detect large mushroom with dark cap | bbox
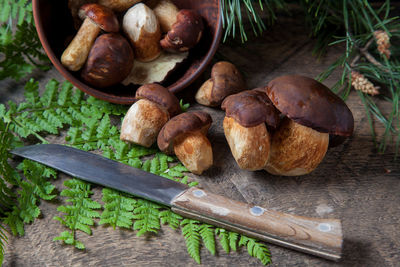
[61,3,119,71]
[157,111,213,175]
[151,0,204,53]
[81,33,134,88]
[120,84,180,147]
[264,75,354,176]
[221,90,280,170]
[196,61,246,107]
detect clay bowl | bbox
[33,0,222,104]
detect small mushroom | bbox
[80,33,134,88]
[196,61,245,107]
[98,0,142,12]
[120,84,180,147]
[61,4,119,71]
[264,75,354,176]
[151,0,180,33]
[157,111,213,175]
[122,3,162,62]
[152,0,204,53]
[221,90,280,170]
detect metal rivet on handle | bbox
[193,189,206,198]
[318,223,332,232]
[250,206,265,216]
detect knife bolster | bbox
[171,187,342,261]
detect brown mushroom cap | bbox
[80,33,134,88]
[160,9,204,53]
[266,75,354,136]
[211,61,245,106]
[221,90,280,128]
[135,84,181,117]
[79,3,119,32]
[157,111,212,154]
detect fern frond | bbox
[181,219,201,264]
[0,222,8,265]
[239,235,272,265]
[199,224,216,255]
[216,228,230,253]
[53,179,100,249]
[18,160,56,201]
[132,199,161,236]
[159,209,182,230]
[0,0,32,24]
[99,188,136,229]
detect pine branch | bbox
[221,0,286,42]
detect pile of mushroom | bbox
[157,111,213,175]
[120,83,180,147]
[222,75,354,176]
[64,0,205,88]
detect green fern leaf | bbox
[133,199,161,236]
[99,188,136,229]
[238,235,271,265]
[53,179,100,248]
[216,228,230,253]
[199,224,216,255]
[181,219,201,264]
[229,231,239,251]
[159,210,182,230]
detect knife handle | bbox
[171,187,342,261]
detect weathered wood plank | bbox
[1,13,400,267]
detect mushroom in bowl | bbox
[33,0,222,104]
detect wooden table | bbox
[1,14,399,267]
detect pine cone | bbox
[374,30,391,59]
[351,71,379,96]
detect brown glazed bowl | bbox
[33,0,222,104]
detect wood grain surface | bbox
[1,12,400,267]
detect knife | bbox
[11,144,342,261]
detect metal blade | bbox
[11,144,188,206]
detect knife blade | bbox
[11,144,342,261]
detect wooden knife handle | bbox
[171,187,342,261]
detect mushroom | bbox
[221,90,280,170]
[98,0,142,12]
[264,75,354,176]
[80,33,134,88]
[157,111,213,175]
[152,0,203,53]
[122,3,162,62]
[120,84,180,147]
[196,61,245,107]
[61,3,119,71]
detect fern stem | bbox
[11,118,47,144]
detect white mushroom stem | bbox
[98,0,142,12]
[61,18,101,71]
[195,79,215,106]
[223,116,270,171]
[120,99,169,147]
[152,0,179,33]
[173,131,213,175]
[265,117,329,176]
